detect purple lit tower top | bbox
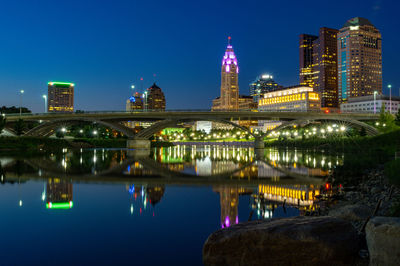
[222,36,239,73]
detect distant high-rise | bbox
[126,92,144,111]
[337,17,382,103]
[312,27,339,107]
[299,34,318,88]
[47,82,74,113]
[145,83,166,110]
[212,37,239,110]
[249,74,283,103]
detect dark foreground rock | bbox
[203,216,361,266]
[328,203,372,223]
[366,216,400,266]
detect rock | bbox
[370,187,381,194]
[366,216,400,266]
[328,203,372,223]
[203,216,361,266]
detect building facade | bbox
[337,17,382,103]
[48,81,74,113]
[340,95,400,114]
[212,38,239,110]
[249,74,284,103]
[126,92,144,111]
[312,28,339,108]
[258,86,321,112]
[145,83,166,110]
[299,34,318,88]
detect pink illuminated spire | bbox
[222,37,238,73]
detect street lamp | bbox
[42,95,47,113]
[388,84,392,114]
[373,91,378,114]
[144,91,148,111]
[19,90,24,116]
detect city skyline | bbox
[0,0,398,113]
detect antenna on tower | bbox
[228,36,231,45]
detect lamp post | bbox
[373,91,378,114]
[144,91,148,111]
[131,85,135,96]
[42,95,47,113]
[19,90,24,116]
[388,84,392,114]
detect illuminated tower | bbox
[299,34,318,88]
[337,17,382,103]
[48,82,74,113]
[212,37,239,110]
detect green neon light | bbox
[46,201,74,209]
[48,81,75,87]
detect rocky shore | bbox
[203,168,400,265]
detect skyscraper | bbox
[212,37,239,110]
[249,74,283,103]
[337,17,382,103]
[312,27,339,107]
[299,34,318,88]
[145,83,166,110]
[47,82,74,113]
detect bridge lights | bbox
[340,126,346,132]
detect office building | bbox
[126,92,144,111]
[48,82,74,113]
[337,17,382,103]
[340,95,400,114]
[299,34,318,88]
[312,28,339,108]
[145,83,166,110]
[212,37,239,110]
[212,38,256,110]
[249,74,284,103]
[258,86,321,112]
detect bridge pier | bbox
[254,136,265,149]
[127,139,151,149]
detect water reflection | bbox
[46,178,73,209]
[0,146,341,264]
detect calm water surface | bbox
[0,145,344,265]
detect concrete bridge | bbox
[4,110,379,148]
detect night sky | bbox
[0,0,398,112]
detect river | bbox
[0,145,344,265]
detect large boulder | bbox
[328,203,372,223]
[366,216,400,266]
[203,216,361,266]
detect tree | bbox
[359,127,367,137]
[14,119,25,136]
[0,115,6,134]
[378,102,396,132]
[396,108,400,126]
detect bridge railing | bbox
[2,109,379,117]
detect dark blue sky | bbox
[0,0,398,112]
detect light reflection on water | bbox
[0,145,342,265]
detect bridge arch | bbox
[134,118,255,139]
[24,118,136,138]
[272,117,379,136]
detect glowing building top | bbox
[222,37,239,73]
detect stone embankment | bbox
[203,169,400,265]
